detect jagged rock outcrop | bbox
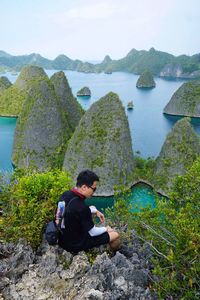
[63,92,134,195]
[0,76,12,96]
[136,71,156,88]
[77,86,91,97]
[50,71,84,130]
[163,80,200,117]
[154,117,200,190]
[12,69,82,170]
[0,231,154,300]
[0,65,48,116]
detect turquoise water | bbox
[86,183,158,213]
[0,117,16,171]
[2,70,200,171]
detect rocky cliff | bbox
[0,65,48,116]
[1,48,200,78]
[50,71,84,131]
[63,92,134,195]
[77,86,91,96]
[0,231,153,300]
[12,71,82,170]
[154,117,200,190]
[136,71,156,88]
[164,80,200,117]
[0,76,12,96]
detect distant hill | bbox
[1,48,200,78]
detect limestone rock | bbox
[1,231,154,300]
[12,78,70,170]
[0,65,48,116]
[136,71,156,88]
[50,71,84,130]
[154,117,200,190]
[164,80,200,117]
[63,92,134,195]
[77,86,91,96]
[0,76,12,96]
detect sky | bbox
[0,0,199,61]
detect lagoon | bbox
[2,70,200,172]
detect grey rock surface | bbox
[154,117,200,190]
[63,92,134,195]
[0,231,154,300]
[164,80,200,117]
[50,71,84,130]
[77,86,91,96]
[12,68,83,170]
[0,76,12,95]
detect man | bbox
[57,170,120,253]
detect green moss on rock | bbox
[0,76,12,96]
[63,92,134,195]
[163,80,200,117]
[50,71,84,131]
[12,75,79,170]
[77,86,91,96]
[0,65,48,116]
[154,117,200,191]
[136,70,156,88]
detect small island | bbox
[77,86,91,97]
[127,101,134,110]
[136,71,156,89]
[163,80,200,117]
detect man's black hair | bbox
[76,170,99,187]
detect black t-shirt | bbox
[58,190,94,252]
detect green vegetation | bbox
[136,70,156,88]
[0,76,12,96]
[0,152,199,298]
[0,169,73,248]
[106,158,200,299]
[164,80,200,117]
[154,118,200,191]
[0,48,200,77]
[77,86,91,96]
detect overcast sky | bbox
[0,0,199,60]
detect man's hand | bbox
[96,210,105,223]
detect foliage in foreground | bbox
[0,169,73,248]
[106,158,200,299]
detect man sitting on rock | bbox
[57,170,120,254]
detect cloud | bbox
[49,1,122,25]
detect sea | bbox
[1,70,200,172]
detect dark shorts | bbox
[82,231,110,251]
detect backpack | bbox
[45,196,77,245]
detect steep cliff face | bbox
[12,79,73,170]
[50,71,84,131]
[163,80,200,117]
[0,76,12,96]
[63,92,134,195]
[160,64,183,78]
[154,118,200,190]
[136,71,156,88]
[0,65,48,116]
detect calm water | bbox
[1,70,200,172]
[86,182,157,213]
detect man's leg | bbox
[108,231,121,251]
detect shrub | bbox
[0,169,73,248]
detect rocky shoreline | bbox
[0,230,156,300]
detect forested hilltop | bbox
[0,47,200,78]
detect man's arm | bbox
[89,206,105,223]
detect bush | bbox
[106,158,200,299]
[0,169,73,248]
